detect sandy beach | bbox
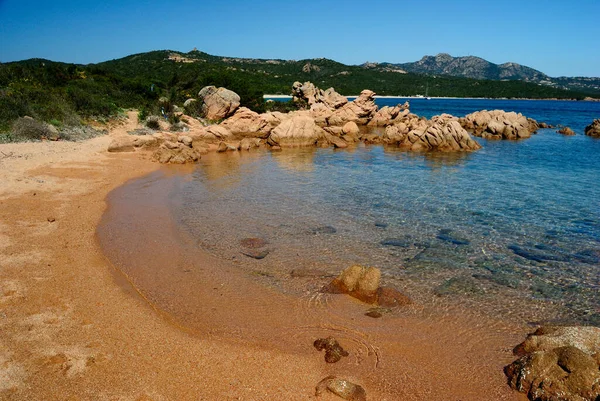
[0,113,529,400]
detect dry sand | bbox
[0,113,528,400]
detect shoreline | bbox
[0,118,332,399]
[0,113,527,399]
[98,162,527,400]
[264,94,588,101]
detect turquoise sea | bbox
[171,99,600,326]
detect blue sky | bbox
[1,0,599,77]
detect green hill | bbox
[1,49,598,133]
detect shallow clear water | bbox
[177,99,600,325]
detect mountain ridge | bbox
[366,53,600,94]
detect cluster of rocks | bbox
[585,119,600,137]
[108,82,558,163]
[505,326,600,401]
[459,109,539,140]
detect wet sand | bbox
[98,166,529,400]
[1,113,527,400]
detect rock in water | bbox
[266,115,325,147]
[584,119,600,137]
[240,237,268,249]
[505,326,600,401]
[513,326,600,357]
[376,287,412,307]
[241,249,269,259]
[313,337,349,363]
[323,265,380,304]
[557,126,576,136]
[460,109,537,140]
[324,265,412,306]
[313,225,337,234]
[315,376,367,401]
[505,346,600,401]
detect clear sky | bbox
[1,0,599,77]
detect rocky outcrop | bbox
[267,115,325,147]
[151,139,202,164]
[107,135,160,152]
[505,326,600,401]
[292,81,348,109]
[384,114,481,152]
[327,90,378,126]
[368,102,410,126]
[585,119,600,137]
[460,110,538,140]
[261,111,291,132]
[220,107,270,138]
[195,125,235,143]
[198,86,240,120]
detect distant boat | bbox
[425,83,431,100]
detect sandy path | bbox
[0,114,334,400]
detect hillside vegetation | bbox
[1,49,597,134]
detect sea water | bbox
[174,99,600,326]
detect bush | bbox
[11,117,59,141]
[265,99,303,113]
[183,98,203,118]
[146,115,161,130]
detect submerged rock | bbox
[241,249,270,259]
[315,376,367,401]
[508,243,569,263]
[313,337,349,363]
[380,237,413,248]
[376,286,412,307]
[436,229,470,246]
[434,276,484,296]
[313,225,337,234]
[240,237,269,249]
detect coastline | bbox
[0,119,328,399]
[264,94,587,101]
[0,114,527,399]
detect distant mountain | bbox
[365,53,600,94]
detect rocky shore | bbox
[107,82,549,163]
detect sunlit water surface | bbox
[176,99,600,325]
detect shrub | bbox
[265,99,303,113]
[146,115,161,130]
[183,98,203,118]
[11,117,59,141]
